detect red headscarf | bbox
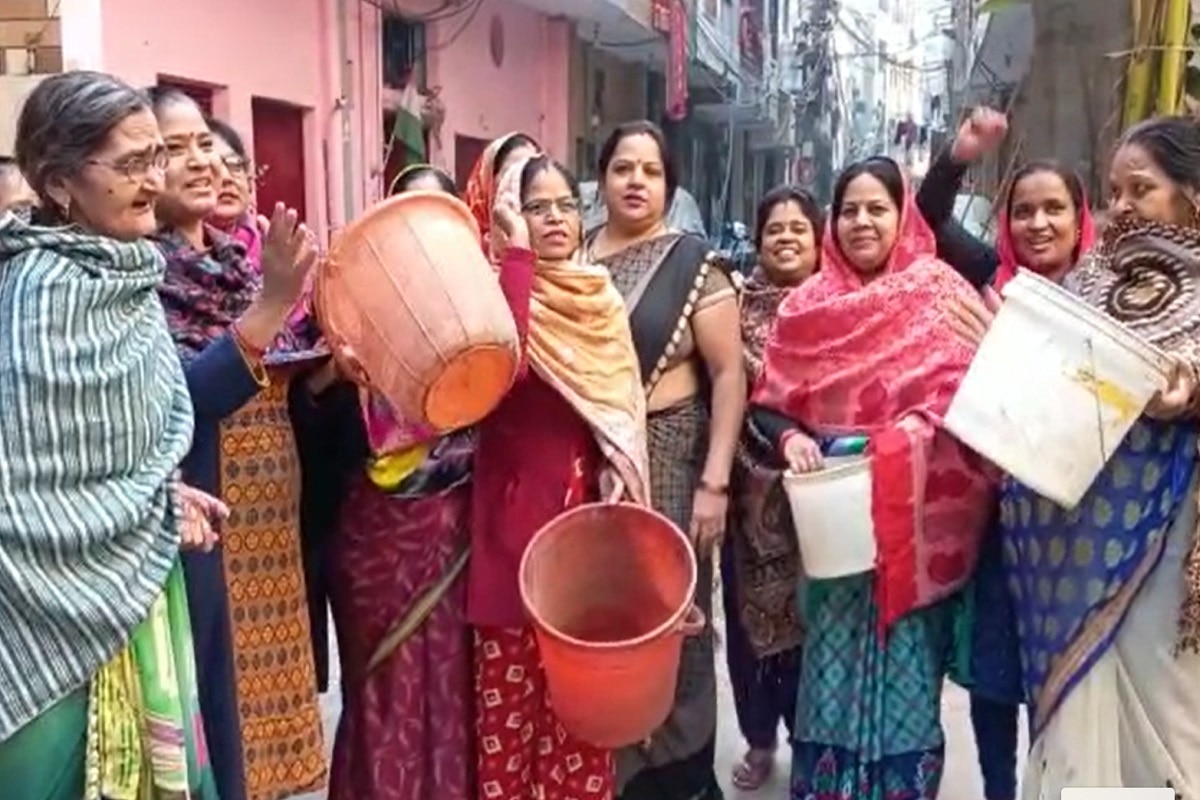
[993,182,1096,289]
[463,132,532,260]
[753,164,994,631]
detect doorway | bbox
[251,98,307,221]
[454,134,490,190]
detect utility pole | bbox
[794,0,835,204]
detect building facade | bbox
[0,0,571,241]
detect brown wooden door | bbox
[251,98,307,220]
[454,134,490,191]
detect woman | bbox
[587,120,745,800]
[752,157,994,800]
[723,185,822,792]
[922,108,1096,800]
[147,86,326,800]
[468,153,649,799]
[206,116,262,266]
[465,131,539,260]
[0,70,221,799]
[955,115,1200,797]
[389,161,457,195]
[328,162,475,800]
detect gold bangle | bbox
[231,336,270,389]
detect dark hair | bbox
[1006,160,1086,218]
[493,133,538,174]
[15,70,151,217]
[831,157,905,217]
[597,120,679,205]
[1118,115,1200,193]
[390,165,457,196]
[144,84,197,116]
[205,117,247,159]
[754,185,824,250]
[519,155,581,204]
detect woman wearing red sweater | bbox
[467,153,650,800]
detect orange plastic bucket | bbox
[315,190,518,432]
[519,502,704,749]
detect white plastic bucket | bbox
[782,456,876,579]
[944,270,1171,509]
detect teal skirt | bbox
[790,574,961,800]
[0,689,86,800]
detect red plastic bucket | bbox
[519,502,703,749]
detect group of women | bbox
[2,66,1199,800]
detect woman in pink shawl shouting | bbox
[749,156,994,800]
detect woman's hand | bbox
[492,171,530,252]
[950,107,1009,164]
[175,483,229,552]
[258,202,318,310]
[1147,357,1197,420]
[782,430,824,473]
[946,286,1001,346]
[689,485,728,553]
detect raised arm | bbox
[919,108,1009,290]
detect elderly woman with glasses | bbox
[0,70,224,800]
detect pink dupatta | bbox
[752,173,994,630]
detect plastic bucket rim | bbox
[1003,270,1172,379]
[782,454,871,485]
[518,500,699,651]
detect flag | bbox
[391,82,426,164]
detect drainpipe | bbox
[337,0,356,225]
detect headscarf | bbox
[993,186,1096,290]
[155,225,258,358]
[1067,214,1200,654]
[494,154,649,502]
[156,224,320,357]
[732,265,810,658]
[222,212,263,268]
[464,132,531,261]
[752,164,994,631]
[0,216,194,742]
[740,268,797,382]
[527,256,651,504]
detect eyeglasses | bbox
[521,197,580,217]
[219,154,251,176]
[87,148,169,181]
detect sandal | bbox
[731,747,775,791]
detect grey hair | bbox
[15,70,150,216]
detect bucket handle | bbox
[677,604,706,637]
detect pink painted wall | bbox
[97,0,349,237]
[94,0,569,234]
[389,0,571,184]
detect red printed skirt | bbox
[475,627,614,800]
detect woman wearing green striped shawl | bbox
[0,71,221,800]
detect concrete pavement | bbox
[296,592,1026,800]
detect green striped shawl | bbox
[0,215,195,744]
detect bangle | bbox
[698,479,728,497]
[231,321,267,360]
[230,324,270,388]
